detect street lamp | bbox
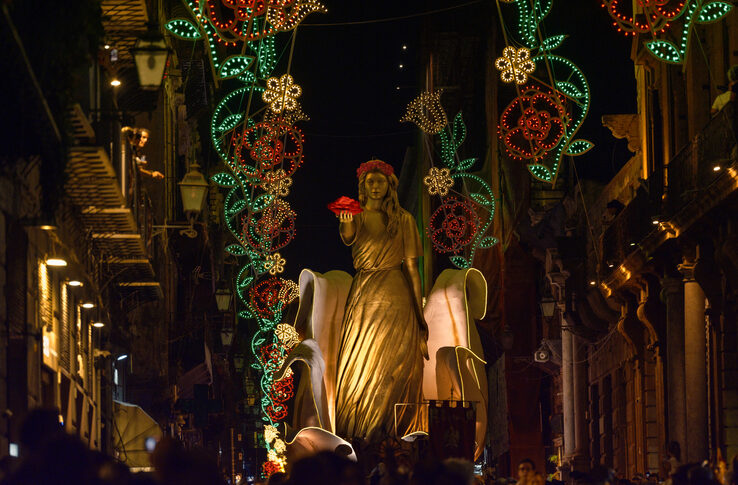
[221,326,235,348]
[215,287,232,312]
[179,163,209,216]
[131,23,169,90]
[540,297,556,318]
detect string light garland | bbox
[498,85,567,163]
[495,46,536,84]
[275,323,300,348]
[403,98,497,268]
[165,19,203,39]
[496,1,593,183]
[423,167,454,196]
[427,196,481,254]
[265,253,286,275]
[169,0,325,478]
[262,74,303,113]
[400,90,447,134]
[601,0,733,63]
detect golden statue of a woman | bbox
[334,159,428,442]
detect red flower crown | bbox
[356,159,394,179]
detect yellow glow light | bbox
[265,253,286,275]
[46,258,67,267]
[400,89,447,134]
[264,425,278,444]
[273,439,286,454]
[495,46,536,84]
[275,323,300,348]
[423,167,454,196]
[262,74,302,113]
[110,79,121,87]
[263,169,293,197]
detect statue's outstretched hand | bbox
[338,211,354,223]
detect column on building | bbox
[660,276,687,455]
[679,260,708,462]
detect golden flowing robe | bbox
[335,208,425,441]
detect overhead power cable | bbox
[301,0,483,27]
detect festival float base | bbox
[275,267,489,470]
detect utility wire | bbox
[301,0,483,26]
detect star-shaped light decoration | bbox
[423,167,454,196]
[262,74,302,113]
[495,46,536,84]
[400,90,447,134]
[263,169,293,197]
[275,323,300,349]
[265,253,286,275]
[264,424,279,444]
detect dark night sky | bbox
[275,0,636,277]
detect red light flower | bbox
[249,277,295,319]
[499,86,567,163]
[427,196,480,254]
[601,0,686,37]
[242,199,296,253]
[233,119,303,181]
[206,0,326,42]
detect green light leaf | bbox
[228,199,247,215]
[226,244,247,256]
[250,362,261,369]
[457,158,477,171]
[254,338,265,346]
[556,81,584,99]
[251,194,275,212]
[239,276,254,290]
[696,1,733,23]
[439,129,456,169]
[470,193,492,206]
[212,172,238,187]
[644,40,682,64]
[565,139,594,156]
[165,19,202,40]
[237,71,257,85]
[449,255,470,269]
[527,164,553,182]
[452,112,467,150]
[218,55,255,79]
[479,236,498,249]
[216,113,243,133]
[540,34,566,51]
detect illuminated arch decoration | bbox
[167,0,325,479]
[403,92,497,269]
[601,0,732,63]
[496,0,593,183]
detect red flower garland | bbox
[498,85,567,163]
[233,119,304,182]
[427,196,481,254]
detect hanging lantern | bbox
[131,24,170,90]
[178,163,209,215]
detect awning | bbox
[113,400,162,468]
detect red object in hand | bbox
[327,196,363,216]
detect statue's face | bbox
[364,172,389,201]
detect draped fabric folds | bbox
[279,213,489,460]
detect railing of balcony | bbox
[666,102,738,214]
[600,187,654,268]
